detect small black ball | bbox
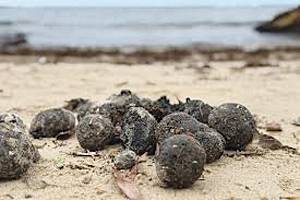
[29,108,76,138]
[208,103,257,150]
[155,112,204,146]
[76,114,114,151]
[0,120,40,180]
[114,149,137,170]
[88,90,142,144]
[121,107,157,155]
[183,98,213,124]
[194,126,225,163]
[155,135,206,188]
[142,96,173,122]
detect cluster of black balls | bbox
[1,90,258,188]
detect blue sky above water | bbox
[1,0,299,7]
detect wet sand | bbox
[0,50,300,200]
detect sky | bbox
[0,0,299,7]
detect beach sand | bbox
[0,53,300,200]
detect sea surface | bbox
[0,6,299,49]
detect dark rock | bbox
[256,6,300,33]
[88,90,141,143]
[194,126,225,163]
[0,113,26,131]
[182,98,213,123]
[0,121,40,180]
[155,112,205,146]
[64,98,94,121]
[29,108,76,139]
[208,103,257,150]
[155,135,206,189]
[75,114,114,151]
[121,107,157,155]
[142,96,173,122]
[114,149,137,170]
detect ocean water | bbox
[0,6,299,48]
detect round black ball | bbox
[155,135,206,188]
[208,103,257,150]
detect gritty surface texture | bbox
[208,103,257,150]
[114,149,137,170]
[0,113,26,131]
[75,114,114,151]
[183,98,213,124]
[155,135,206,188]
[155,112,205,146]
[0,59,299,199]
[64,98,95,121]
[142,96,173,122]
[121,107,157,155]
[29,108,76,138]
[0,122,39,179]
[194,127,225,163]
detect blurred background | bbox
[0,0,300,50]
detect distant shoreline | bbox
[1,44,300,63]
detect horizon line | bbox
[0,4,298,8]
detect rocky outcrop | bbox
[256,6,300,33]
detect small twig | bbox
[66,151,102,157]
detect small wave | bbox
[112,20,262,29]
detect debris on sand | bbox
[265,122,282,132]
[292,117,300,126]
[76,114,114,151]
[258,134,299,154]
[121,107,157,155]
[114,150,137,170]
[113,166,143,200]
[0,116,40,180]
[155,135,206,189]
[29,108,76,139]
[258,134,283,150]
[208,103,257,150]
[155,112,205,146]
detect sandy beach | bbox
[0,49,300,200]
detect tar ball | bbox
[183,98,213,124]
[0,113,26,131]
[64,98,95,121]
[142,96,173,122]
[75,114,114,151]
[208,103,257,150]
[0,122,40,180]
[89,90,142,144]
[194,126,225,163]
[155,135,206,189]
[121,107,157,155]
[114,149,137,170]
[107,90,141,108]
[155,112,204,146]
[29,108,76,138]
